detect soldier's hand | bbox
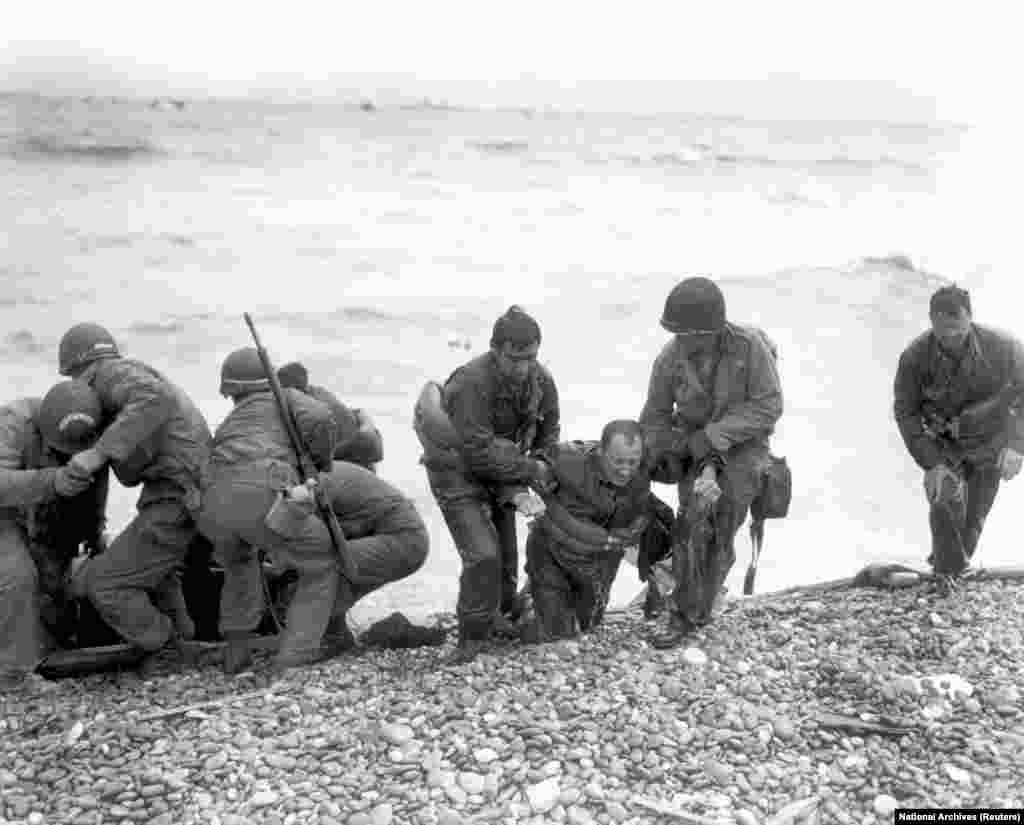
[526,459,556,494]
[54,465,94,497]
[69,447,107,478]
[693,474,722,507]
[998,447,1023,481]
[924,463,962,503]
[513,491,546,518]
[287,479,317,505]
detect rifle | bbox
[243,313,356,583]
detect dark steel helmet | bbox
[660,277,727,334]
[220,347,269,396]
[58,323,120,376]
[38,380,104,454]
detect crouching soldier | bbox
[1,381,107,687]
[641,277,783,649]
[524,420,670,641]
[894,284,1024,592]
[277,362,384,471]
[415,306,559,663]
[57,323,208,669]
[220,461,430,670]
[197,348,344,674]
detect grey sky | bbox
[1,0,1017,124]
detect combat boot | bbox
[446,637,487,665]
[223,633,254,675]
[650,613,693,650]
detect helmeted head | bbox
[598,419,645,487]
[490,305,541,382]
[220,347,269,398]
[277,361,309,392]
[929,284,973,352]
[660,277,727,335]
[58,323,120,376]
[38,380,104,455]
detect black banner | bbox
[895,811,1024,823]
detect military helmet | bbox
[38,380,104,455]
[58,323,120,376]
[220,347,269,396]
[660,277,727,334]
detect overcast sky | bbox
[1,0,1017,124]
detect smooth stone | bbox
[525,777,561,814]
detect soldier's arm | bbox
[336,408,384,467]
[448,381,534,483]
[87,466,111,549]
[893,347,943,470]
[0,407,58,508]
[704,335,783,451]
[1004,335,1024,454]
[287,389,338,472]
[531,369,561,453]
[91,362,175,463]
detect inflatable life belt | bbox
[539,497,613,553]
[413,381,461,450]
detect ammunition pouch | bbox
[751,453,792,521]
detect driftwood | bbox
[631,796,724,824]
[133,688,272,723]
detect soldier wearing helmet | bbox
[0,381,108,686]
[640,277,783,648]
[55,322,211,670]
[196,347,346,675]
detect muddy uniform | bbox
[196,389,340,660]
[641,324,783,628]
[527,440,653,639]
[0,398,108,675]
[419,352,560,642]
[305,385,384,469]
[77,359,210,652]
[894,324,1024,576]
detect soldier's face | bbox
[931,307,971,351]
[494,342,538,382]
[600,434,645,486]
[676,331,718,356]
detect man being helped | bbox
[525,420,664,640]
[277,362,384,471]
[197,348,344,674]
[640,277,783,649]
[1,381,108,687]
[415,306,559,662]
[893,284,1024,591]
[58,323,209,667]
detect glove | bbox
[512,491,546,518]
[54,465,94,497]
[924,463,963,504]
[997,447,1023,481]
[687,430,715,463]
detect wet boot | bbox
[446,619,489,665]
[323,614,358,654]
[223,633,254,675]
[643,581,666,620]
[650,613,693,650]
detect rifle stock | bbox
[243,313,356,583]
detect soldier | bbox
[277,362,384,471]
[415,306,559,662]
[894,284,1024,592]
[196,347,344,674]
[215,460,431,672]
[640,278,783,648]
[1,381,107,687]
[57,323,209,668]
[524,420,672,641]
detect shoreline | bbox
[2,570,1022,825]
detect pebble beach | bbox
[3,575,1022,825]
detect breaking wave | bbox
[14,133,165,162]
[127,320,187,335]
[469,140,530,154]
[1,330,46,357]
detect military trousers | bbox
[929,458,1001,577]
[0,520,42,676]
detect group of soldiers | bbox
[2,276,1022,685]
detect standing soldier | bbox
[0,381,107,687]
[196,347,344,674]
[415,306,559,663]
[57,323,210,668]
[640,278,783,648]
[894,284,1024,592]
